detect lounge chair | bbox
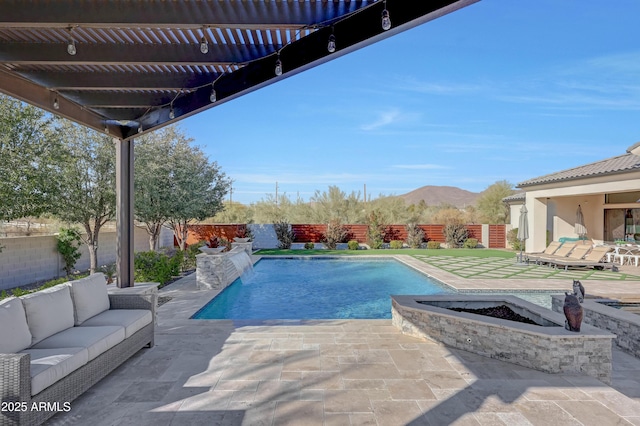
[550,246,617,271]
[528,242,577,265]
[525,241,561,263]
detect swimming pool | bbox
[192,257,563,320]
[192,257,452,319]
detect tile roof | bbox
[517,144,640,188]
[502,192,525,203]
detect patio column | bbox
[527,197,548,253]
[115,137,134,288]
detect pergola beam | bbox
[0,0,363,28]
[0,67,122,137]
[0,43,268,66]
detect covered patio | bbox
[44,258,640,425]
[0,0,478,288]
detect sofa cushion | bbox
[31,325,125,361]
[68,273,110,325]
[20,284,75,346]
[80,309,152,338]
[21,347,89,395]
[0,297,32,353]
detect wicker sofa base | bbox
[1,322,153,426]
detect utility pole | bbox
[275,181,279,206]
[364,183,367,204]
[229,179,234,205]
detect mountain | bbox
[399,185,480,208]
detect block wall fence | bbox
[186,224,508,250]
[0,226,173,290]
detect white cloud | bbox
[360,109,402,131]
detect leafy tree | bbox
[309,186,364,224]
[56,227,82,276]
[165,138,230,250]
[53,121,116,273]
[134,127,179,250]
[210,201,254,224]
[476,180,515,224]
[431,208,465,225]
[0,94,63,220]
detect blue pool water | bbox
[192,257,452,320]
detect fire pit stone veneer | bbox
[391,295,615,384]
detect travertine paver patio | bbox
[45,256,640,425]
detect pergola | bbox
[0,0,478,287]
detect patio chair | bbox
[550,246,617,271]
[528,242,577,265]
[525,241,561,263]
[613,245,640,267]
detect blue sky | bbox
[183,0,640,205]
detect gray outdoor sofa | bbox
[0,273,157,426]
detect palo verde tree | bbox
[0,94,63,221]
[476,180,515,224]
[53,120,116,273]
[164,136,230,250]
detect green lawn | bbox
[253,248,640,281]
[255,248,516,258]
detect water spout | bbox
[227,248,254,282]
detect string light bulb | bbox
[67,39,76,55]
[275,55,283,76]
[53,95,60,110]
[381,1,391,31]
[169,104,175,119]
[327,34,336,53]
[138,124,143,133]
[200,36,209,54]
[210,86,217,103]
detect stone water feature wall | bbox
[392,295,615,384]
[552,296,640,359]
[195,247,253,291]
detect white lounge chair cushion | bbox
[80,309,152,338]
[0,297,32,353]
[69,273,110,325]
[21,347,89,396]
[20,284,75,346]
[31,325,124,361]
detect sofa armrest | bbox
[108,283,158,322]
[0,353,31,403]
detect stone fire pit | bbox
[392,294,615,384]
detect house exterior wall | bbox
[521,170,640,252]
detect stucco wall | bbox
[0,226,173,290]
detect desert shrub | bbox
[507,228,523,251]
[463,238,478,248]
[134,251,174,285]
[405,223,424,249]
[182,241,204,271]
[304,242,315,250]
[427,241,441,250]
[56,227,82,276]
[274,220,296,249]
[366,210,385,249]
[390,240,403,249]
[323,219,347,250]
[443,223,468,248]
[348,240,359,250]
